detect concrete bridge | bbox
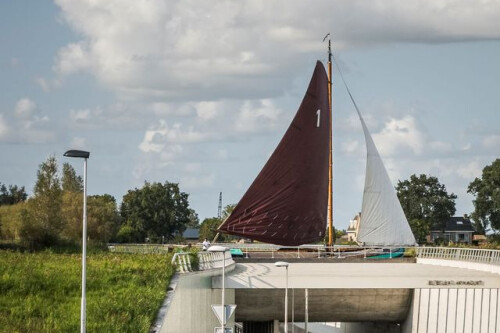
[143,246,500,333]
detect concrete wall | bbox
[159,265,236,333]
[403,288,500,333]
[235,288,412,322]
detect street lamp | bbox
[208,245,229,332]
[64,150,90,333]
[275,261,289,333]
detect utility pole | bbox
[218,192,222,219]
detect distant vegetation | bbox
[396,158,500,242]
[0,156,199,250]
[0,250,174,332]
[468,158,500,234]
[198,204,236,242]
[1,157,499,249]
[396,174,457,243]
[118,181,198,243]
[0,182,27,206]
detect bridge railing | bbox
[108,243,172,254]
[171,250,234,273]
[416,247,500,265]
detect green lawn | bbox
[0,250,174,333]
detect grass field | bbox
[0,250,175,333]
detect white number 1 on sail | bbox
[316,109,321,127]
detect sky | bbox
[1,0,499,231]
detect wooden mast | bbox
[326,35,334,247]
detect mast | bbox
[325,34,334,247]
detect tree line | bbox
[396,158,499,243]
[0,156,198,249]
[1,156,499,248]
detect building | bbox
[429,216,475,244]
[346,212,361,243]
[182,228,200,241]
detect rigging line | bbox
[331,53,363,115]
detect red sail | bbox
[218,61,330,246]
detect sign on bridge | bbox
[214,327,233,333]
[211,304,237,325]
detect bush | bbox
[116,225,136,243]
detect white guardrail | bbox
[171,250,233,273]
[416,246,500,265]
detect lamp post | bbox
[64,150,90,333]
[208,245,228,332]
[275,261,289,333]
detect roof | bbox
[182,228,200,239]
[431,217,475,232]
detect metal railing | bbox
[416,247,500,265]
[171,250,234,273]
[108,243,500,267]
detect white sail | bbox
[356,111,417,246]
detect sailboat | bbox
[217,42,416,247]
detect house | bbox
[430,216,475,244]
[182,228,200,241]
[346,212,361,243]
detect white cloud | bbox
[0,98,55,144]
[53,0,500,100]
[341,139,360,154]
[429,141,452,152]
[372,116,425,156]
[70,137,87,149]
[196,101,219,121]
[35,77,62,92]
[150,102,195,117]
[14,98,36,118]
[54,42,91,76]
[235,99,283,133]
[70,108,93,122]
[181,173,215,189]
[482,134,500,148]
[0,115,9,139]
[456,161,482,180]
[139,120,207,154]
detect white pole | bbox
[284,266,288,333]
[81,158,87,333]
[222,251,225,333]
[292,288,294,333]
[305,289,308,333]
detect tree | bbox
[120,181,193,242]
[198,204,236,242]
[185,208,200,228]
[221,204,236,220]
[87,194,120,245]
[199,217,222,241]
[20,156,63,248]
[396,174,457,243]
[61,191,82,242]
[61,163,83,192]
[468,158,500,234]
[0,182,27,206]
